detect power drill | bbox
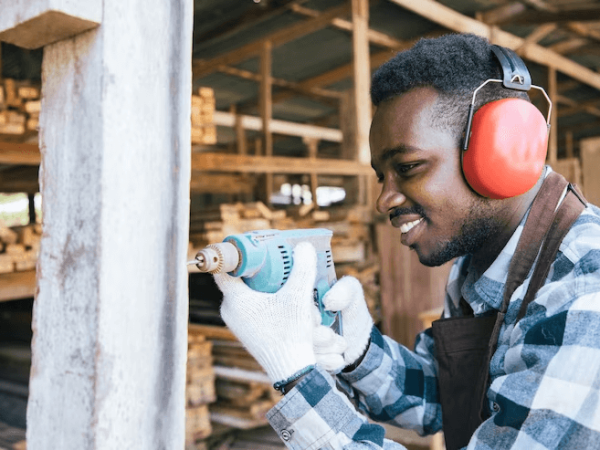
[187,228,342,335]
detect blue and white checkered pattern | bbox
[267,175,600,449]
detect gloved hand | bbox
[214,242,317,385]
[313,276,373,372]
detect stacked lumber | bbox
[0,224,41,274]
[0,79,41,135]
[191,87,217,145]
[189,201,372,263]
[186,331,217,446]
[188,324,280,432]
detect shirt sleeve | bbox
[338,326,442,436]
[267,364,407,450]
[466,290,600,449]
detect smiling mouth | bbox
[400,218,423,234]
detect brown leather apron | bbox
[431,172,587,450]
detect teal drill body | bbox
[223,229,342,334]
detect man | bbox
[214,34,600,449]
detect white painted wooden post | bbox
[0,0,193,448]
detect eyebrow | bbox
[371,145,419,169]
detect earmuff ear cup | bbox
[462,98,548,199]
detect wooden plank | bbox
[192,3,351,78]
[217,65,343,101]
[234,114,247,156]
[303,137,319,205]
[189,173,254,195]
[270,30,446,106]
[260,41,274,205]
[0,166,39,193]
[289,3,405,50]
[549,37,589,55]
[517,23,558,49]
[188,323,237,341]
[508,7,600,25]
[192,152,373,176]
[388,0,600,92]
[213,110,342,142]
[478,2,526,25]
[0,270,36,302]
[0,141,41,165]
[212,366,271,385]
[352,0,371,166]
[581,137,600,206]
[565,130,574,158]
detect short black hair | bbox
[371,33,530,143]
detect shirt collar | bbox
[452,166,552,314]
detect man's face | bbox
[370,87,501,267]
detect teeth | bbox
[400,218,423,234]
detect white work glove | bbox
[214,242,317,385]
[313,276,373,373]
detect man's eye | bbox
[396,163,417,174]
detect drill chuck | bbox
[190,242,240,274]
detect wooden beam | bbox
[478,2,526,25]
[303,136,319,205]
[270,30,445,106]
[192,3,351,79]
[558,99,600,118]
[0,141,41,165]
[216,65,344,101]
[0,270,36,302]
[234,114,247,155]
[516,23,557,52]
[388,0,600,92]
[565,130,574,158]
[352,0,371,166]
[566,22,600,44]
[508,7,600,25]
[189,173,255,194]
[192,152,373,176]
[0,166,39,193]
[213,110,343,142]
[260,40,273,204]
[193,0,299,48]
[289,3,405,49]
[560,120,600,135]
[549,37,588,55]
[556,94,577,107]
[548,66,558,167]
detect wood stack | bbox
[0,224,41,274]
[188,324,280,432]
[186,330,217,446]
[0,79,41,136]
[191,87,217,145]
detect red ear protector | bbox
[462,45,552,199]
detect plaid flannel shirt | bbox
[267,175,600,449]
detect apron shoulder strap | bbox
[516,185,587,321]
[500,172,568,314]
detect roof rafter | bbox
[388,0,600,92]
[192,3,351,79]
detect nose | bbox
[376,175,406,214]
